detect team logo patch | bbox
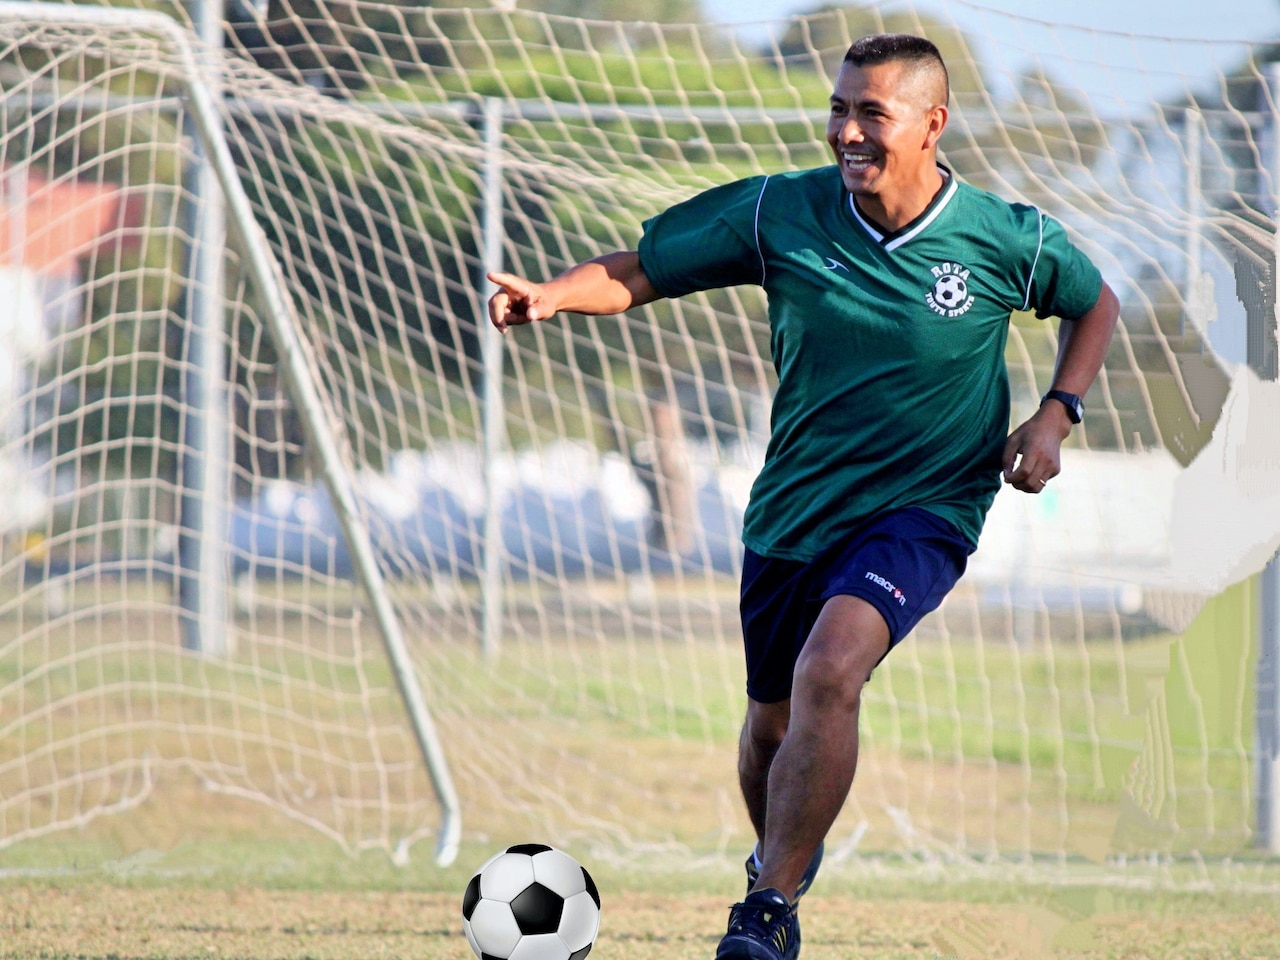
[926,262,975,317]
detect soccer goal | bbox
[0,0,1277,884]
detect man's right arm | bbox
[487,251,661,332]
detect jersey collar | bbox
[847,164,957,252]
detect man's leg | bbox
[750,594,888,901]
[739,697,789,843]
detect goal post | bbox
[177,0,230,660]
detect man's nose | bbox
[838,116,864,141]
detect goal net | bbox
[1,0,1277,885]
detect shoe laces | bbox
[727,891,794,955]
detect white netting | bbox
[1,0,1278,881]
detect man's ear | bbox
[924,104,949,149]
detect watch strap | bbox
[1041,389,1083,423]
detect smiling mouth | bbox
[840,150,877,172]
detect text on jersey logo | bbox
[926,261,975,317]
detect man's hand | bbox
[487,253,661,333]
[1002,282,1117,494]
[1002,402,1073,494]
[487,272,556,332]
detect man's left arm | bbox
[1002,281,1120,494]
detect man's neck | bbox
[855,166,947,234]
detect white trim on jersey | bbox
[848,196,880,243]
[848,198,881,244]
[754,175,771,285]
[1023,209,1045,311]
[846,168,959,252]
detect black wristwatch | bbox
[1041,389,1084,424]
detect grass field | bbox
[0,608,1258,871]
[2,833,1280,959]
[3,574,1279,958]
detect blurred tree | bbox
[943,65,1106,205]
[772,2,985,97]
[522,0,703,23]
[225,0,450,89]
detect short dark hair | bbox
[844,34,950,104]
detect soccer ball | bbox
[462,843,601,960]
[933,273,968,308]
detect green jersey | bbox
[637,165,1103,560]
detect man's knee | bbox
[744,698,790,754]
[793,644,867,714]
[794,597,889,710]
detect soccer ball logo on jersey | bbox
[926,262,975,317]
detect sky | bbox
[702,0,1280,42]
[700,0,1280,107]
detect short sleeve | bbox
[637,176,769,299]
[1024,212,1104,320]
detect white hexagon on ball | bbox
[509,932,569,960]
[531,848,586,898]
[466,898,523,956]
[481,852,537,902]
[558,889,600,953]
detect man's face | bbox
[825,59,945,203]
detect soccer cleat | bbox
[744,840,824,901]
[715,888,801,960]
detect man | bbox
[488,33,1118,960]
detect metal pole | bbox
[1259,559,1280,853]
[1254,64,1280,854]
[177,0,229,655]
[3,163,28,465]
[1183,108,1202,339]
[480,97,506,660]
[177,20,462,867]
[8,164,26,271]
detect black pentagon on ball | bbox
[581,866,600,909]
[569,946,593,960]
[462,873,482,921]
[509,881,564,934]
[506,842,553,856]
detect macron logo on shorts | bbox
[865,571,907,606]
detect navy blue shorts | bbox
[739,507,974,703]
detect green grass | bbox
[2,833,1279,960]
[1,573,1278,960]
[0,574,1270,888]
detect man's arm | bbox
[487,251,662,332]
[1002,281,1120,494]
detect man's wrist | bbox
[1040,389,1083,424]
[1035,394,1077,441]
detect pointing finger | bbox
[487,271,528,295]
